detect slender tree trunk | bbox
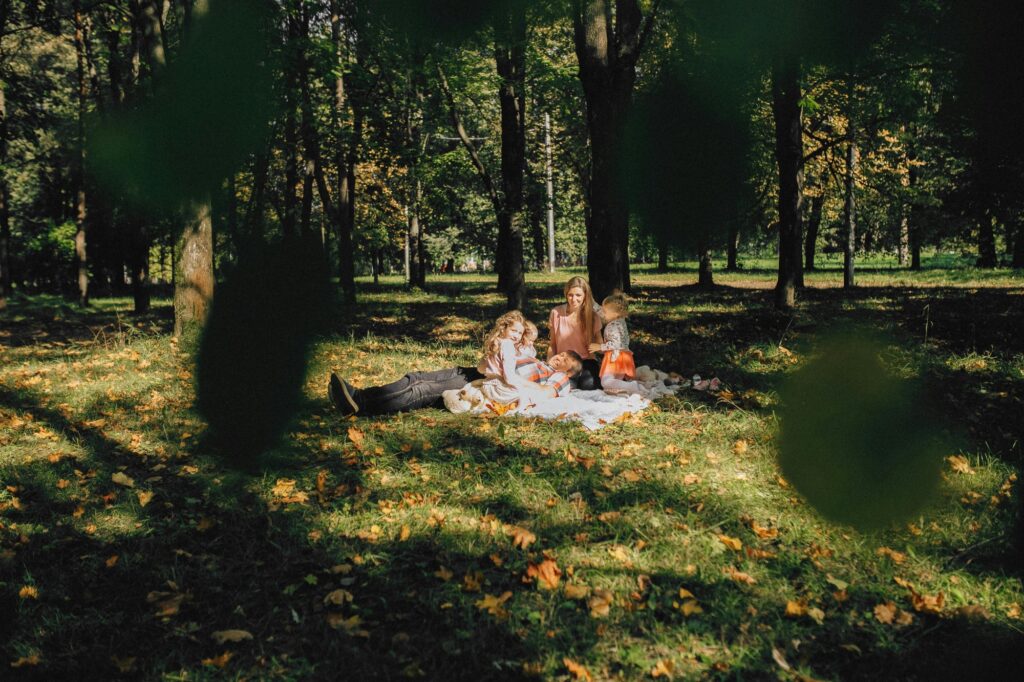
[174,200,214,338]
[697,246,713,287]
[658,240,669,271]
[73,1,90,306]
[298,3,315,236]
[545,112,556,272]
[977,212,997,268]
[129,212,150,312]
[494,1,527,310]
[725,224,739,271]
[1012,218,1024,268]
[843,111,857,288]
[770,51,803,310]
[526,169,547,270]
[0,77,11,302]
[804,193,823,271]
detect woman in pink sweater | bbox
[548,276,604,390]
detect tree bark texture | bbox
[977,213,997,267]
[726,224,739,271]
[843,124,857,288]
[0,75,11,300]
[770,52,804,310]
[804,193,823,271]
[697,247,713,287]
[658,240,669,271]
[493,1,527,310]
[174,200,214,338]
[1012,219,1024,268]
[572,0,659,300]
[73,1,90,306]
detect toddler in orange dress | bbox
[589,292,643,395]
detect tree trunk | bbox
[73,1,90,306]
[545,112,557,272]
[658,240,669,271]
[573,0,657,300]
[977,213,997,268]
[770,51,803,310]
[723,221,738,271]
[1013,218,1024,268]
[843,114,857,288]
[494,1,527,310]
[697,246,713,287]
[0,75,11,302]
[129,213,150,313]
[804,193,823,271]
[174,199,214,338]
[407,186,425,289]
[298,2,316,237]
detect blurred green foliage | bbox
[778,332,947,529]
[88,0,277,213]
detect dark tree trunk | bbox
[129,212,150,313]
[843,117,857,288]
[697,247,713,288]
[73,1,90,306]
[0,75,10,301]
[804,193,823,271]
[298,2,315,237]
[494,1,527,310]
[657,240,669,271]
[1013,219,1024,268]
[977,213,997,267]
[526,172,547,270]
[725,222,739,271]
[770,51,803,310]
[572,0,658,300]
[174,200,214,338]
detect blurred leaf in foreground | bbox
[196,235,331,464]
[778,332,946,530]
[88,0,276,212]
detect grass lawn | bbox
[2,259,1022,680]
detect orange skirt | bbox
[599,349,636,380]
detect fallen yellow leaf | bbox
[201,651,233,668]
[211,629,253,644]
[563,658,593,682]
[564,583,591,600]
[19,585,38,599]
[588,588,614,618]
[137,491,154,507]
[718,535,743,551]
[652,658,675,678]
[111,472,135,488]
[475,591,513,619]
[526,559,562,591]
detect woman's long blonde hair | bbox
[564,276,598,344]
[482,310,527,358]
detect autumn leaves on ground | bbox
[2,264,1022,680]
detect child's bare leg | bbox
[601,376,644,395]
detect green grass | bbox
[1,265,1022,680]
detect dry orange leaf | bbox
[475,591,513,619]
[564,583,591,600]
[463,571,484,592]
[399,525,411,542]
[326,613,369,637]
[347,427,365,450]
[718,535,743,551]
[507,525,537,550]
[751,522,778,540]
[876,547,906,564]
[10,654,41,668]
[202,651,233,668]
[873,602,897,624]
[526,559,562,591]
[323,589,354,606]
[211,629,253,644]
[785,600,807,618]
[105,555,119,568]
[724,566,757,585]
[588,588,614,618]
[597,511,622,523]
[909,589,945,616]
[19,585,38,600]
[563,658,593,682]
[947,455,974,475]
[434,566,453,582]
[137,490,154,507]
[732,439,749,455]
[56,479,70,489]
[111,472,135,488]
[682,473,701,485]
[652,658,675,678]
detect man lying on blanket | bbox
[463,351,583,412]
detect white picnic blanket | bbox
[513,389,652,430]
[442,366,682,430]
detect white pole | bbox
[545,112,556,272]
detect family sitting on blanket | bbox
[328,276,675,417]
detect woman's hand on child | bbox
[588,342,603,353]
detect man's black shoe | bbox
[329,373,360,415]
